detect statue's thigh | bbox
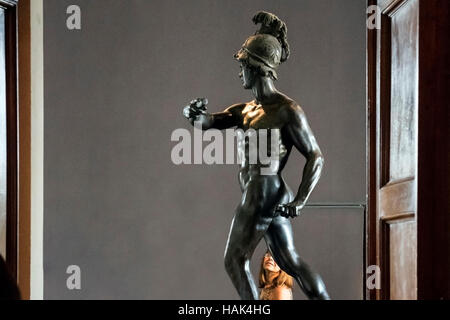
[225,206,272,256]
[264,216,301,270]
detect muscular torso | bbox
[235,99,292,188]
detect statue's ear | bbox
[268,70,277,81]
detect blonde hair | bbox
[258,252,294,289]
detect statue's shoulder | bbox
[225,102,247,116]
[278,95,305,121]
[230,102,248,109]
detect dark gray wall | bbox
[44,0,366,299]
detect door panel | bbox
[383,217,417,299]
[376,0,418,300]
[369,0,450,301]
[0,7,5,258]
[388,0,418,183]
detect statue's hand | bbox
[183,98,208,120]
[275,201,305,218]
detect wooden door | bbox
[0,0,17,279]
[368,0,418,300]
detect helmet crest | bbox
[234,12,290,80]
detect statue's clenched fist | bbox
[275,201,305,219]
[183,98,208,120]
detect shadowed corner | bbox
[0,254,21,300]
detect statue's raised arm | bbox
[183,98,245,130]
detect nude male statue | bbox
[183,12,330,300]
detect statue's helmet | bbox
[234,11,290,80]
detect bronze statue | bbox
[183,12,330,300]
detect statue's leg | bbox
[224,188,274,300]
[264,216,330,300]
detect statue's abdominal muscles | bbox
[236,128,287,176]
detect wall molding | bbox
[18,0,44,300]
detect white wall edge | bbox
[30,0,44,300]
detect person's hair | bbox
[258,252,294,289]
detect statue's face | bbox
[239,62,256,89]
[263,252,281,273]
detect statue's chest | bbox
[241,104,282,130]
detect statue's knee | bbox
[224,254,234,274]
[224,249,236,273]
[224,249,246,274]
